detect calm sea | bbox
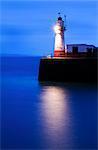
[1,56,97,149]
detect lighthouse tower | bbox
[54,13,67,57]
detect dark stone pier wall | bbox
[38,58,97,83]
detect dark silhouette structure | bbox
[38,51,97,83]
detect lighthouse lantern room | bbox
[54,13,67,57]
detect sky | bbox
[0,0,98,56]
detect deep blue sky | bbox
[1,0,98,56]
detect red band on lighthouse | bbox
[54,50,65,57]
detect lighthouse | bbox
[38,13,97,83]
[54,13,67,57]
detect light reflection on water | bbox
[39,84,74,148]
[1,57,97,149]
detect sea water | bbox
[1,56,97,149]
